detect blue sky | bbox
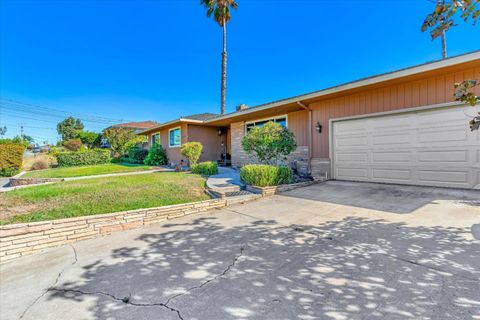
[1,0,479,144]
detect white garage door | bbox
[332,105,480,189]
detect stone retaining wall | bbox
[0,199,228,263]
[9,177,64,187]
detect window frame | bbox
[168,127,182,148]
[244,114,288,135]
[151,133,160,147]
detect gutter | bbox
[296,101,313,163]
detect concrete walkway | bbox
[1,181,479,320]
[0,168,174,192]
[206,167,243,192]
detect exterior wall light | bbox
[315,122,322,133]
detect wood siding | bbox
[287,110,308,146]
[310,65,480,158]
[187,125,224,162]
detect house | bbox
[140,51,480,189]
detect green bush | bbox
[144,145,168,166]
[240,164,293,187]
[62,139,83,151]
[128,147,149,164]
[0,143,25,176]
[180,142,203,166]
[241,122,297,165]
[191,161,218,176]
[57,149,111,167]
[0,168,20,177]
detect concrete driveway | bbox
[1,181,479,320]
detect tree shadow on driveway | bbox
[42,213,480,320]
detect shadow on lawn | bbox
[48,215,480,320]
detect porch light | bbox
[315,122,322,133]
[218,129,223,136]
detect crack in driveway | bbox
[164,245,245,306]
[18,244,78,320]
[47,288,184,320]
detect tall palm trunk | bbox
[440,30,447,59]
[221,18,227,115]
[437,0,447,59]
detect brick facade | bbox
[230,121,309,168]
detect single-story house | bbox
[140,51,480,189]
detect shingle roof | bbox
[112,121,159,129]
[181,113,219,121]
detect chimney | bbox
[236,104,249,112]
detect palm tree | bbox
[201,0,238,115]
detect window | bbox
[245,115,287,133]
[169,127,181,147]
[151,133,160,147]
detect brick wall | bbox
[230,121,309,168]
[0,199,227,263]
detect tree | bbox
[0,126,6,136]
[181,142,203,166]
[76,130,101,148]
[422,0,480,130]
[103,127,144,157]
[57,117,84,141]
[201,0,238,115]
[241,122,297,165]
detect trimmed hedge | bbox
[127,147,149,164]
[0,143,25,176]
[240,164,293,187]
[191,161,218,176]
[57,149,111,167]
[144,145,168,166]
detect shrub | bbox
[57,149,111,167]
[144,145,168,166]
[191,161,218,176]
[0,143,25,176]
[241,122,297,165]
[31,159,49,170]
[63,139,83,151]
[240,164,293,187]
[180,142,203,166]
[0,168,20,177]
[128,147,149,164]
[48,146,61,158]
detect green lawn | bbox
[0,172,209,225]
[22,163,153,179]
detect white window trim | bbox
[244,114,288,135]
[151,133,160,146]
[168,126,182,148]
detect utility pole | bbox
[438,0,447,59]
[20,123,24,141]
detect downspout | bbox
[296,101,313,173]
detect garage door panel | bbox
[336,167,368,179]
[332,106,479,189]
[418,128,468,145]
[372,168,412,181]
[336,152,368,163]
[418,150,468,163]
[372,133,412,146]
[372,152,411,163]
[418,170,470,184]
[335,136,368,148]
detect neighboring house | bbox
[140,51,480,189]
[102,121,159,148]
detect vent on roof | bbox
[236,104,249,111]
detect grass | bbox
[22,154,57,171]
[0,172,209,225]
[22,163,153,178]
